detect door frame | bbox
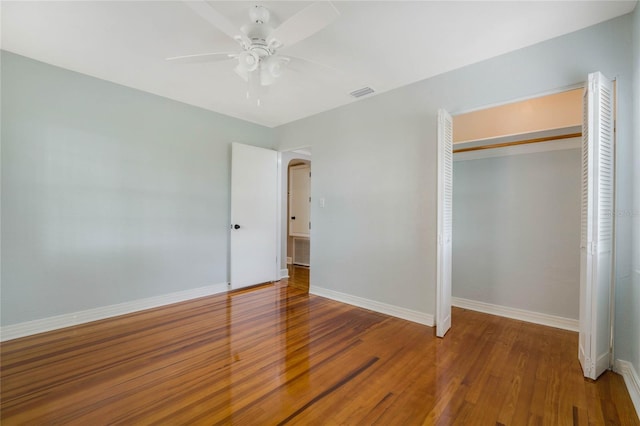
[276,147,312,281]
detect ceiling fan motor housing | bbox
[249,5,270,24]
[241,23,274,54]
[249,41,272,58]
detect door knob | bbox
[233,224,241,230]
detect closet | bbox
[439,74,615,380]
[451,88,584,322]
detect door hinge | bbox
[309,222,311,230]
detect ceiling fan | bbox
[167,1,340,100]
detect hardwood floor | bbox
[287,265,309,291]
[1,282,638,425]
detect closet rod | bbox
[453,132,581,154]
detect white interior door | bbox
[578,72,615,380]
[436,109,453,338]
[289,165,311,237]
[230,143,278,289]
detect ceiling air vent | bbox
[349,87,375,98]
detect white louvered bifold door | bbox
[578,72,615,380]
[436,109,453,338]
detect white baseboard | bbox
[452,297,578,332]
[0,283,228,342]
[614,359,640,419]
[310,285,434,327]
[286,257,292,265]
[279,268,289,279]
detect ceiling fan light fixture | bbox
[260,56,290,86]
[237,51,259,73]
[260,64,275,86]
[268,57,283,77]
[234,64,249,82]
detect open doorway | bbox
[279,148,311,291]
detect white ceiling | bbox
[2,1,636,128]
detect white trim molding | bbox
[614,359,640,418]
[279,268,290,279]
[452,297,579,332]
[0,283,228,342]
[310,286,434,327]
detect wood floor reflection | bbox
[1,282,637,425]
[287,264,309,292]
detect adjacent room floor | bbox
[1,279,637,425]
[287,264,309,292]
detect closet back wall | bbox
[452,146,581,319]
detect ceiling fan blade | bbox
[166,52,236,64]
[268,2,339,49]
[285,55,343,76]
[184,1,251,47]
[285,55,364,88]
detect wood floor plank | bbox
[1,271,638,425]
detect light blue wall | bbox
[628,2,640,378]
[276,15,634,320]
[614,1,640,380]
[452,148,581,319]
[1,51,275,325]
